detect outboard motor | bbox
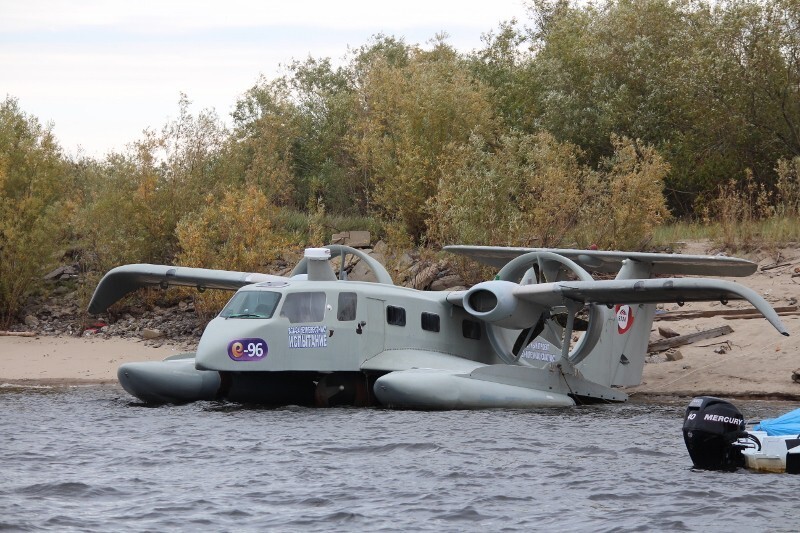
[683,396,748,471]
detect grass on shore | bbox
[652,215,800,252]
[278,210,800,255]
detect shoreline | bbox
[2,379,798,405]
[2,333,798,403]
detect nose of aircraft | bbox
[117,358,221,404]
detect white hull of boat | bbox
[740,431,800,474]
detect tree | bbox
[0,98,75,326]
[430,131,587,247]
[229,78,302,208]
[429,131,669,250]
[348,36,497,240]
[175,186,298,319]
[77,95,228,270]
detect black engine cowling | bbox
[683,396,747,471]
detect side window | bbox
[386,305,406,326]
[337,292,357,321]
[462,319,481,340]
[280,292,326,323]
[421,312,440,332]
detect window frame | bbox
[462,319,481,340]
[386,305,406,327]
[279,291,327,324]
[421,312,440,332]
[337,292,358,321]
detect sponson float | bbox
[88,245,790,408]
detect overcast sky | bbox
[2,0,530,157]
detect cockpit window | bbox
[280,292,327,323]
[220,291,281,319]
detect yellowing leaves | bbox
[176,186,301,318]
[429,132,670,251]
[349,45,497,240]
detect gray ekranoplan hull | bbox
[117,357,220,404]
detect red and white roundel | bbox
[615,304,634,334]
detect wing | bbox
[88,264,286,314]
[514,278,789,336]
[444,245,758,277]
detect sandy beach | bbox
[0,336,191,385]
[2,241,799,400]
[625,243,800,400]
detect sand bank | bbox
[0,335,192,385]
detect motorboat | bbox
[683,396,800,473]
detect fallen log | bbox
[0,331,36,337]
[723,310,800,320]
[760,261,795,271]
[654,306,797,321]
[647,325,734,353]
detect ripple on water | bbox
[1,388,798,531]
[18,481,129,499]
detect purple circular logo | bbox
[228,338,268,361]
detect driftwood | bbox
[723,310,800,320]
[0,331,36,337]
[760,262,795,271]
[654,306,798,321]
[647,325,734,353]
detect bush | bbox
[428,132,670,251]
[580,135,671,249]
[175,186,300,320]
[429,131,587,247]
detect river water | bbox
[1,385,797,532]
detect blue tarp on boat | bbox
[754,407,800,436]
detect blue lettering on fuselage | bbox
[288,326,328,349]
[520,340,556,363]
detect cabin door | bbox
[360,297,385,361]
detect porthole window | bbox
[387,305,406,326]
[462,319,481,340]
[421,312,440,332]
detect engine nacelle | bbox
[462,280,544,329]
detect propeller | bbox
[489,251,602,366]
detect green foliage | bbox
[430,131,586,247]
[229,78,303,207]
[6,2,800,325]
[175,186,299,319]
[349,37,497,240]
[469,19,539,131]
[0,97,76,327]
[429,132,670,250]
[76,95,228,271]
[581,135,672,249]
[479,0,800,215]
